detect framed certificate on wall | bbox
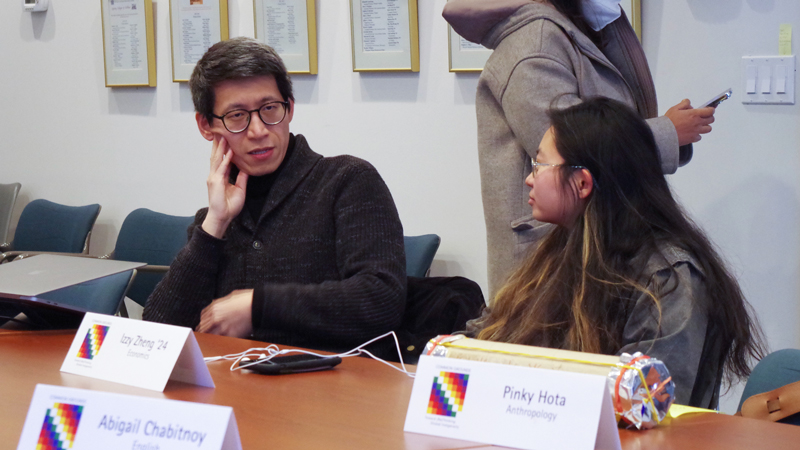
[622,0,641,41]
[254,0,318,74]
[349,0,420,72]
[169,0,230,82]
[100,0,157,87]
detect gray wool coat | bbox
[444,1,689,300]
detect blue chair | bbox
[2,199,101,261]
[0,183,21,251]
[738,349,800,425]
[404,234,441,278]
[108,208,193,307]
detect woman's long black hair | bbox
[477,98,765,383]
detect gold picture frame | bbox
[349,0,420,72]
[100,0,157,87]
[169,0,230,83]
[254,0,318,75]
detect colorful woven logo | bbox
[37,402,83,450]
[427,371,469,417]
[76,324,109,360]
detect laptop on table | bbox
[0,254,145,329]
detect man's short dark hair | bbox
[190,37,294,122]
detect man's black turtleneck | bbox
[231,134,296,223]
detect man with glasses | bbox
[144,38,406,354]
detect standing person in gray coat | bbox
[443,0,716,300]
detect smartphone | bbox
[239,354,342,375]
[701,88,732,108]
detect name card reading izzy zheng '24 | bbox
[17,384,241,450]
[404,355,621,450]
[60,312,214,391]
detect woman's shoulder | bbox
[635,242,706,280]
[657,243,702,270]
[632,241,705,282]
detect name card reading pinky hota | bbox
[16,384,241,450]
[404,355,621,450]
[504,386,566,423]
[61,312,214,391]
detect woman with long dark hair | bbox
[469,98,764,408]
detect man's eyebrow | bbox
[222,96,283,110]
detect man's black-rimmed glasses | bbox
[211,101,289,133]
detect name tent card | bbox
[16,384,241,450]
[404,355,621,450]
[61,313,214,391]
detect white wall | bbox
[1,1,798,413]
[643,0,800,412]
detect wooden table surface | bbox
[2,329,800,450]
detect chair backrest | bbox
[391,276,484,364]
[12,199,101,253]
[113,208,194,306]
[0,183,21,245]
[738,348,800,425]
[404,234,441,278]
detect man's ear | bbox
[575,168,595,199]
[196,112,215,141]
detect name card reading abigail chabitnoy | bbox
[404,355,621,450]
[16,384,241,450]
[60,312,214,391]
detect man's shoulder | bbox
[295,134,385,188]
[296,134,375,172]
[305,151,380,184]
[318,154,377,172]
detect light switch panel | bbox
[741,56,795,105]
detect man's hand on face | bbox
[201,135,249,239]
[197,289,254,338]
